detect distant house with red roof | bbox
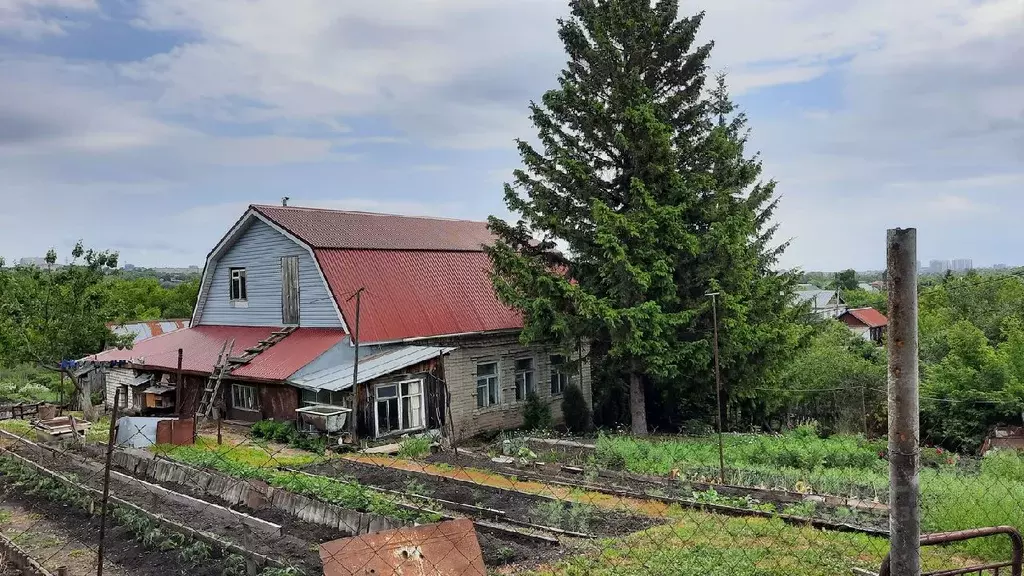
[89,204,591,441]
[838,307,888,344]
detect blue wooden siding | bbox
[196,219,343,328]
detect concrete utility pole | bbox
[706,291,726,485]
[887,228,920,576]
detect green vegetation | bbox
[250,420,327,454]
[0,364,63,404]
[561,384,591,434]
[591,431,1024,561]
[485,0,801,435]
[156,443,439,524]
[396,436,433,459]
[522,392,552,431]
[531,500,596,534]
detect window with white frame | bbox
[231,383,258,411]
[550,355,570,395]
[375,380,424,436]
[514,358,535,401]
[476,362,499,408]
[229,267,247,301]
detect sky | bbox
[1,0,1022,271]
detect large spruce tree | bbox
[487,0,799,435]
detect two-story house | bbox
[88,204,592,441]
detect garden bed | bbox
[429,450,890,531]
[1,438,320,575]
[299,458,661,569]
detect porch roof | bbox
[290,345,454,392]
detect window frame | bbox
[374,379,425,437]
[229,267,248,302]
[475,361,500,409]
[231,383,258,412]
[550,355,570,396]
[514,357,535,401]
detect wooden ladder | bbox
[228,326,298,366]
[196,339,234,419]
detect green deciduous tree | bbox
[487,0,800,435]
[0,242,133,418]
[831,269,858,292]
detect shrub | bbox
[561,384,591,433]
[397,436,433,459]
[251,420,296,444]
[981,449,1024,481]
[522,392,552,431]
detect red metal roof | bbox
[316,248,523,343]
[89,326,345,381]
[253,205,495,251]
[844,307,888,328]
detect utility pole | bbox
[887,228,920,576]
[347,288,365,446]
[706,291,726,485]
[97,387,121,576]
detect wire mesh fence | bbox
[3,400,1024,576]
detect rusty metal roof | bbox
[316,248,523,343]
[253,204,496,251]
[89,326,346,381]
[319,518,486,576]
[108,319,189,344]
[843,307,888,328]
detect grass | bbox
[524,512,980,576]
[0,419,33,436]
[590,431,1024,562]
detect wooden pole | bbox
[347,288,364,446]
[96,386,121,576]
[175,348,183,417]
[887,228,920,576]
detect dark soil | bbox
[5,442,323,575]
[0,485,224,576]
[302,459,660,537]
[428,450,890,531]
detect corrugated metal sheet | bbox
[291,345,455,391]
[108,319,188,344]
[794,290,841,309]
[254,204,495,251]
[316,248,523,343]
[844,307,888,328]
[89,326,346,381]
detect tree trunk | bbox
[629,371,648,436]
[77,372,99,422]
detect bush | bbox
[251,420,296,444]
[981,449,1024,481]
[561,384,591,433]
[397,436,433,459]
[522,392,552,431]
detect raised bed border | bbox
[0,531,57,576]
[0,430,284,572]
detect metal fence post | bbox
[887,228,920,576]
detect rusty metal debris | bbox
[982,426,1024,455]
[319,518,486,576]
[877,526,1023,576]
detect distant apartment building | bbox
[929,260,951,275]
[951,259,974,272]
[18,256,59,269]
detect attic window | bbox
[230,268,247,301]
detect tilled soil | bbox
[0,487,220,576]
[4,442,322,575]
[428,450,890,531]
[305,458,658,537]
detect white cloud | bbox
[0,0,95,38]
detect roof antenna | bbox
[281,196,290,207]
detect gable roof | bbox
[842,307,888,328]
[252,205,496,251]
[794,289,843,308]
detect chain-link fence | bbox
[3,392,1024,576]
